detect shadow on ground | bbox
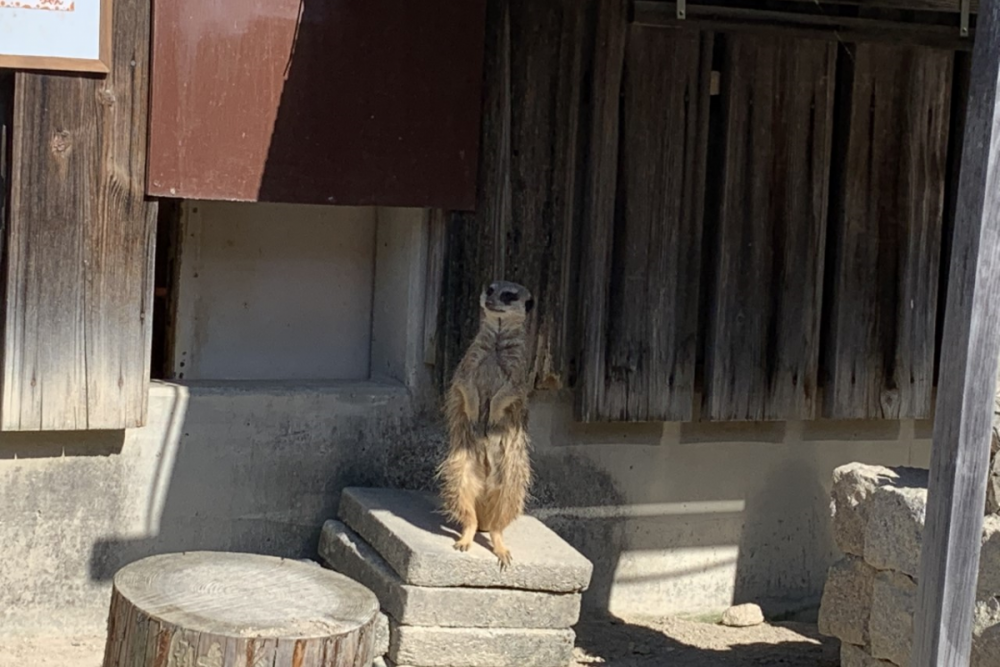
[572,614,839,667]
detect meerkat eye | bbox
[500,291,518,305]
[486,286,495,297]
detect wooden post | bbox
[911,1,1000,665]
[102,552,380,667]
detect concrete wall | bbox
[0,382,932,636]
[0,200,935,636]
[173,201,377,381]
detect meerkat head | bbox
[480,280,534,323]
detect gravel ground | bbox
[0,616,838,667]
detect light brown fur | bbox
[437,280,534,569]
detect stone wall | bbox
[818,463,1000,666]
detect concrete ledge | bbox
[319,520,582,628]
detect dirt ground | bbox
[572,615,839,666]
[0,616,838,667]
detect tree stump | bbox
[102,551,380,667]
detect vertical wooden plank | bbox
[436,0,512,391]
[704,34,837,421]
[575,0,629,421]
[4,0,157,430]
[595,26,713,422]
[912,3,1000,663]
[507,0,589,391]
[438,0,593,392]
[825,43,953,420]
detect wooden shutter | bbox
[3,0,156,430]
[824,44,953,420]
[146,0,487,210]
[576,10,713,423]
[703,34,837,421]
[438,0,590,391]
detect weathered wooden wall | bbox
[437,0,969,423]
[2,0,157,430]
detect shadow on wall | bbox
[86,383,415,583]
[255,0,482,208]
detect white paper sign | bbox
[0,0,108,72]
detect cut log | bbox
[101,551,380,667]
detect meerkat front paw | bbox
[453,536,473,552]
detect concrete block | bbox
[388,622,575,667]
[817,555,875,645]
[863,474,928,577]
[338,487,593,592]
[869,570,916,667]
[831,463,899,557]
[840,644,894,667]
[319,520,582,629]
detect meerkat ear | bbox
[525,298,535,314]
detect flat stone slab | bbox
[388,622,575,667]
[338,487,593,592]
[320,520,582,628]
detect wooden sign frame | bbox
[0,0,112,73]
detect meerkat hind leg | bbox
[441,449,483,552]
[490,529,513,569]
[451,481,479,552]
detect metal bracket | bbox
[960,0,971,37]
[677,0,686,20]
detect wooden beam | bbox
[634,2,976,50]
[912,0,1000,663]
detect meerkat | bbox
[438,280,534,569]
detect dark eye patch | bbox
[500,290,518,305]
[486,286,495,297]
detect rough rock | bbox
[817,555,875,645]
[831,463,898,556]
[319,520,582,628]
[978,516,1000,599]
[988,366,1000,514]
[840,643,895,667]
[388,622,575,667]
[720,603,764,627]
[973,598,1000,667]
[338,487,593,592]
[988,418,1000,514]
[869,570,916,667]
[863,473,928,577]
[375,611,390,657]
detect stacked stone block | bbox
[319,487,593,667]
[818,463,1000,667]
